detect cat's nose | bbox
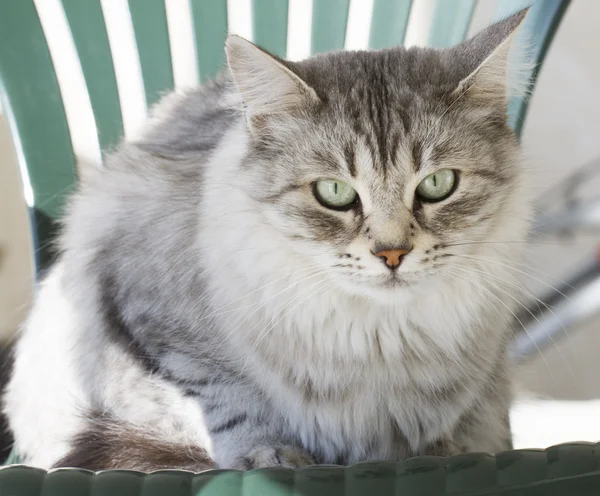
[374,248,411,269]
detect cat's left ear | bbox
[225,35,320,130]
[451,8,529,109]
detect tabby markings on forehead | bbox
[343,144,357,177]
[411,141,425,172]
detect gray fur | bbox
[5,11,529,470]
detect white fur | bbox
[5,268,212,468]
[5,266,89,467]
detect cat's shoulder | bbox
[133,73,238,160]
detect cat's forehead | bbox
[288,49,479,171]
[282,98,510,206]
[291,47,461,104]
[268,47,515,188]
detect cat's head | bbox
[225,10,531,300]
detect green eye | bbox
[415,169,457,202]
[314,179,358,209]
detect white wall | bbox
[0,106,33,341]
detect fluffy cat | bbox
[5,10,531,471]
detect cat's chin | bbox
[339,275,415,302]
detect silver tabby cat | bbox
[5,10,532,470]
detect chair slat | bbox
[428,0,476,48]
[492,0,571,135]
[0,0,77,273]
[311,0,350,54]
[252,0,289,57]
[190,0,228,83]
[61,0,124,153]
[369,0,413,50]
[128,0,175,108]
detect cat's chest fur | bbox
[218,284,497,463]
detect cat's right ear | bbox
[225,35,320,130]
[450,9,530,110]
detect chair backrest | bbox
[0,0,570,276]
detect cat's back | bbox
[56,77,242,340]
[136,74,237,161]
[61,74,239,284]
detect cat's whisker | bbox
[242,278,338,374]
[196,264,325,321]
[454,251,577,290]
[212,267,335,349]
[445,240,576,247]
[236,279,335,369]
[441,266,531,374]
[203,269,330,352]
[450,264,575,377]
[445,267,555,379]
[441,242,580,289]
[451,261,576,358]
[196,257,356,351]
[445,252,574,296]
[445,268,514,331]
[186,258,330,314]
[196,246,353,262]
[452,268,565,376]
[258,272,336,331]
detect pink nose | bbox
[374,248,410,268]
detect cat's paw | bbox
[236,445,314,470]
[425,439,466,457]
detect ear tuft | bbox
[225,35,319,128]
[452,8,531,109]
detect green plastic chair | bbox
[1,443,600,495]
[3,1,588,494]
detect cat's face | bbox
[227,11,530,300]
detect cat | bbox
[4,10,532,471]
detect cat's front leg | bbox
[233,444,315,470]
[199,400,315,468]
[423,439,466,457]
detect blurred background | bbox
[1,0,599,451]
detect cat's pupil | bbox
[433,175,437,187]
[334,182,338,194]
